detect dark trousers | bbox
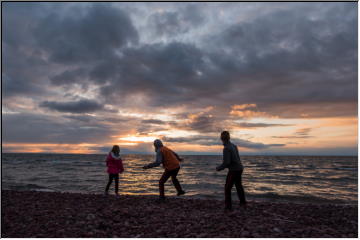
[159,167,183,198]
[105,173,119,194]
[225,170,246,209]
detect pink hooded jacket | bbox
[106,152,124,174]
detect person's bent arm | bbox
[144,150,163,169]
[216,148,231,171]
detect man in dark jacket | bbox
[216,131,247,210]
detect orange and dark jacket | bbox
[160,146,180,171]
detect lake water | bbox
[2,153,358,204]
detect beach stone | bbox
[86,214,96,220]
[197,233,208,238]
[253,233,261,238]
[241,231,249,237]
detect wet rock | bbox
[241,231,250,237]
[86,214,96,221]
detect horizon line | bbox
[2,152,357,157]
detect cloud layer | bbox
[2,2,357,154]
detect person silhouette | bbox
[216,131,247,210]
[143,139,185,201]
[105,145,124,196]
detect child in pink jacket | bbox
[105,145,124,196]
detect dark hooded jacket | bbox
[217,141,243,171]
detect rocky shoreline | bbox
[1,190,357,237]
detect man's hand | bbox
[143,165,149,169]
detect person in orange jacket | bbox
[143,139,185,201]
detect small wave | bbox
[327,176,357,182]
[335,167,357,170]
[3,183,55,192]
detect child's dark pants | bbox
[105,173,119,194]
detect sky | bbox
[2,2,358,155]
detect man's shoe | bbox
[177,190,186,196]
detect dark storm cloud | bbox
[2,2,66,97]
[40,99,104,113]
[50,68,88,86]
[3,113,113,144]
[149,12,185,36]
[181,4,205,26]
[208,3,357,106]
[163,135,285,149]
[98,42,216,106]
[3,39,50,98]
[148,4,204,37]
[34,4,139,64]
[4,2,356,118]
[2,2,51,47]
[93,3,356,117]
[3,2,138,98]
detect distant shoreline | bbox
[2,190,357,237]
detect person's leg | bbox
[105,174,114,193]
[170,168,184,194]
[114,174,119,195]
[225,171,235,210]
[234,170,247,205]
[159,170,171,199]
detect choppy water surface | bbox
[2,153,358,204]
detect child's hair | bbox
[111,145,120,155]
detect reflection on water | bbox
[2,153,358,204]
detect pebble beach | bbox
[1,190,357,238]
